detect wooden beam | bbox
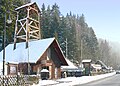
[16,35,26,40]
[28,17,39,23]
[29,30,39,34]
[29,21,33,25]
[30,35,39,39]
[18,18,27,22]
[28,24,39,30]
[30,7,38,13]
[38,12,41,39]
[13,12,19,50]
[16,21,26,35]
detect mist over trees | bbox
[0,0,120,69]
[98,39,120,69]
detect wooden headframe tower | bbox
[13,2,41,49]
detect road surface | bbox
[79,74,120,86]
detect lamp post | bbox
[3,13,6,75]
[3,12,12,75]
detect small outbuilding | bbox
[95,60,109,72]
[82,59,92,76]
[61,58,82,77]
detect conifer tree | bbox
[0,0,23,51]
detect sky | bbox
[32,0,120,43]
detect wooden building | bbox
[82,59,92,76]
[95,60,109,72]
[32,38,68,79]
[0,38,68,79]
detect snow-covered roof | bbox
[91,64,102,70]
[61,58,78,70]
[82,59,92,63]
[96,60,108,69]
[41,69,49,72]
[0,38,55,63]
[15,2,40,12]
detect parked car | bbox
[116,70,120,74]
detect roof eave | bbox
[15,2,40,12]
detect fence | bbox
[0,75,39,86]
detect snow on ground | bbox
[32,72,116,86]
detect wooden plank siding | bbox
[6,38,67,80]
[32,43,62,79]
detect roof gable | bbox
[82,59,92,63]
[61,58,78,70]
[96,60,108,69]
[49,40,68,66]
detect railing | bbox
[0,75,39,86]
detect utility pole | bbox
[3,11,12,75]
[66,38,68,59]
[80,39,83,62]
[27,42,30,75]
[3,13,6,75]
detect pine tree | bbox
[50,3,61,38]
[41,3,47,38]
[65,13,78,60]
[0,0,23,51]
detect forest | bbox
[0,0,120,69]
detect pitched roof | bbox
[95,60,108,69]
[15,2,40,12]
[82,59,92,63]
[91,64,102,70]
[61,58,78,70]
[0,38,55,63]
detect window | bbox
[10,66,17,74]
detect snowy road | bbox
[32,72,116,86]
[80,74,120,86]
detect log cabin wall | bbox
[33,46,62,79]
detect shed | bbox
[95,60,108,70]
[61,58,82,77]
[82,59,92,76]
[61,58,78,71]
